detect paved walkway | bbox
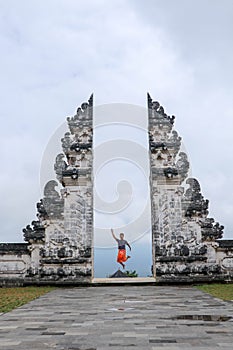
[0,286,233,349]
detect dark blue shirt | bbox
[116,239,128,250]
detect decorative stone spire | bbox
[148,94,188,185]
[67,94,93,134]
[21,95,94,282]
[148,93,225,282]
[54,95,93,187]
[147,92,175,126]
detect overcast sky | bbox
[0,0,233,275]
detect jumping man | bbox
[111,228,131,269]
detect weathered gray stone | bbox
[0,286,233,349]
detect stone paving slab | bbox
[0,286,233,349]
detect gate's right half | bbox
[147,93,233,283]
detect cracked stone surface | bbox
[0,286,233,349]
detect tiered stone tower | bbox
[22,95,94,283]
[148,93,228,282]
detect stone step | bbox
[92,277,156,284]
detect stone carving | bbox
[163,165,178,179]
[23,222,45,243]
[70,142,91,152]
[0,260,26,274]
[168,130,181,144]
[23,180,64,243]
[75,127,93,144]
[36,199,48,220]
[62,167,79,179]
[199,218,224,241]
[176,152,189,181]
[222,257,233,269]
[54,154,68,182]
[148,93,175,125]
[183,178,209,217]
[67,94,93,134]
[168,131,182,156]
[61,132,73,154]
[43,180,64,219]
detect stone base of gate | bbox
[92,277,156,285]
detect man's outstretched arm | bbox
[127,242,132,251]
[111,228,117,241]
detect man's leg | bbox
[119,262,125,269]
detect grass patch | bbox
[0,286,55,313]
[196,283,233,301]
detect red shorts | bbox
[117,249,127,263]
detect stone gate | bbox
[147,94,233,282]
[0,94,233,285]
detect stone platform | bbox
[0,286,233,349]
[92,277,156,284]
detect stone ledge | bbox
[41,258,90,264]
[0,243,29,255]
[92,277,156,285]
[156,256,207,263]
[217,240,233,248]
[156,273,233,284]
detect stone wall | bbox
[0,244,30,286]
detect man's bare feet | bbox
[127,255,131,259]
